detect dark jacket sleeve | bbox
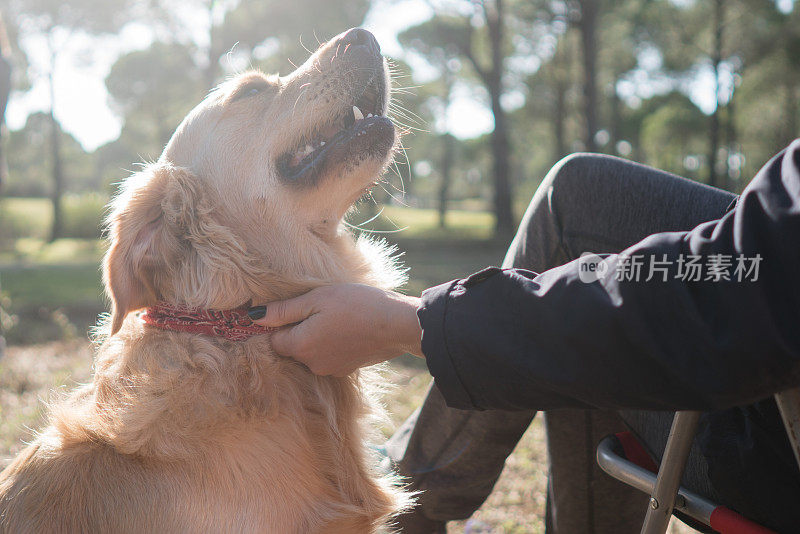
[418,140,800,412]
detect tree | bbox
[540,0,602,153]
[4,112,91,197]
[148,0,368,88]
[597,0,640,154]
[707,0,725,188]
[632,0,750,189]
[398,20,462,227]
[576,0,599,152]
[98,1,373,195]
[212,0,370,77]
[401,2,516,236]
[636,92,707,177]
[546,33,574,160]
[468,0,515,235]
[731,1,800,182]
[106,42,204,153]
[7,0,138,241]
[521,23,577,163]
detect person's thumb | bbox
[268,325,302,359]
[249,293,314,328]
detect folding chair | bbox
[596,388,800,534]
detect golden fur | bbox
[0,29,410,533]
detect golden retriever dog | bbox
[0,27,411,533]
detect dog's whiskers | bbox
[292,85,310,117]
[299,34,314,56]
[377,183,410,208]
[347,206,386,231]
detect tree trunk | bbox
[46,48,64,243]
[578,0,599,152]
[48,109,63,243]
[610,78,621,154]
[438,69,456,228]
[724,84,737,191]
[438,133,453,228]
[785,79,799,147]
[553,80,567,160]
[485,0,514,236]
[488,85,514,236]
[551,34,570,161]
[204,0,219,89]
[707,0,724,188]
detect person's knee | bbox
[532,153,605,231]
[506,153,602,269]
[542,153,605,204]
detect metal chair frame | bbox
[597,389,800,534]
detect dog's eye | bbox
[231,81,272,102]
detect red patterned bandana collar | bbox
[141,302,273,342]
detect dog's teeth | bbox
[294,144,315,160]
[353,105,364,121]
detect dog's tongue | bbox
[288,122,344,167]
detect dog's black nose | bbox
[339,28,380,55]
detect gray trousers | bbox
[387,154,736,533]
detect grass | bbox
[351,204,509,295]
[0,263,103,309]
[0,237,106,344]
[361,205,496,240]
[0,341,94,458]
[0,196,107,240]
[0,198,52,240]
[8,238,106,264]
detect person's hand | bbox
[248,284,422,376]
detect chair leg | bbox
[774,389,800,470]
[641,411,701,534]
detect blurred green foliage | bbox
[0,196,105,242]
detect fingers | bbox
[270,322,326,374]
[250,292,315,328]
[269,326,301,360]
[250,292,319,366]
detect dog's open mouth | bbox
[276,72,394,185]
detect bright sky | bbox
[7,0,494,153]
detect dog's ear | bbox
[104,164,198,335]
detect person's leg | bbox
[385,385,536,524]
[511,154,734,533]
[389,153,736,533]
[503,153,736,268]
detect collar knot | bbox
[141,302,273,341]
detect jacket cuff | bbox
[417,280,475,410]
